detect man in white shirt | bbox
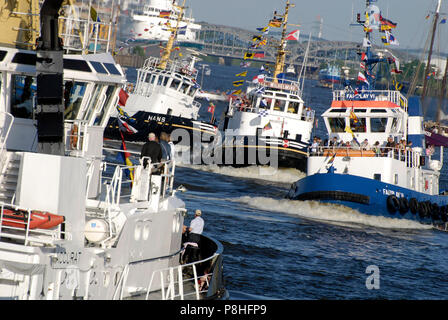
[187,209,204,244]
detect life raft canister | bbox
[386,195,400,214]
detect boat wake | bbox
[177,163,305,184]
[234,196,433,231]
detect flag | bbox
[381,35,390,45]
[276,72,286,83]
[258,109,269,117]
[231,89,242,95]
[252,35,263,42]
[327,152,336,165]
[350,109,359,124]
[380,15,397,28]
[244,52,255,60]
[240,61,251,68]
[263,121,272,131]
[207,103,215,114]
[159,10,171,18]
[388,32,399,45]
[252,74,265,83]
[118,116,138,134]
[118,131,134,181]
[363,38,371,47]
[256,26,269,34]
[285,29,300,41]
[254,39,267,48]
[441,18,447,24]
[235,71,247,77]
[233,80,244,87]
[426,14,430,20]
[118,88,129,106]
[268,19,282,28]
[90,6,99,21]
[254,51,265,58]
[358,72,369,85]
[361,52,367,61]
[345,125,355,137]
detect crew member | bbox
[140,132,162,169]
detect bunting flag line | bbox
[118,131,134,181]
[379,15,397,28]
[254,39,267,48]
[252,35,263,42]
[268,19,282,28]
[357,72,369,85]
[232,89,242,95]
[252,74,265,83]
[118,116,138,134]
[235,71,247,77]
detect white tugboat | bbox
[0,0,226,299]
[105,0,218,161]
[287,0,448,231]
[220,0,315,171]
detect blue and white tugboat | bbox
[287,0,448,230]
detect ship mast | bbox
[273,0,294,80]
[158,0,186,70]
[422,0,442,114]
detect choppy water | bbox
[124,62,448,299]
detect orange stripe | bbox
[331,100,400,109]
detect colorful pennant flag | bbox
[235,71,247,77]
[358,72,369,85]
[263,121,272,131]
[285,29,300,41]
[232,89,242,95]
[268,18,282,28]
[118,131,134,181]
[159,10,171,18]
[244,52,255,60]
[233,80,244,87]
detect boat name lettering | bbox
[52,250,82,268]
[261,81,299,92]
[344,92,377,100]
[382,189,404,198]
[147,115,166,122]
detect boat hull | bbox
[216,136,308,171]
[288,172,448,225]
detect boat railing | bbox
[0,112,14,174]
[114,235,224,300]
[311,146,422,168]
[142,57,198,79]
[0,204,71,246]
[332,89,408,110]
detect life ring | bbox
[70,124,79,149]
[430,203,440,220]
[386,195,400,214]
[409,198,418,214]
[417,202,427,218]
[398,197,409,215]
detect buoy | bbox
[386,195,400,214]
[398,197,409,215]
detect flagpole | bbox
[273,0,293,81]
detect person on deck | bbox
[140,132,162,170]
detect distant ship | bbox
[128,0,201,43]
[318,64,341,87]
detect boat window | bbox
[370,117,388,132]
[162,76,169,87]
[370,109,387,113]
[11,75,36,119]
[276,93,287,98]
[103,63,121,75]
[157,76,164,86]
[189,88,197,97]
[64,81,87,120]
[328,117,346,132]
[64,59,91,72]
[170,78,181,90]
[390,117,399,132]
[259,97,270,109]
[94,85,116,125]
[273,99,286,112]
[354,109,366,113]
[150,75,156,84]
[180,82,189,94]
[84,85,104,121]
[0,50,6,62]
[350,117,366,132]
[90,61,108,74]
[330,108,346,113]
[12,52,36,65]
[288,101,299,114]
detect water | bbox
[124,62,448,299]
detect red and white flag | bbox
[357,72,369,85]
[285,29,300,41]
[252,74,265,83]
[118,117,138,134]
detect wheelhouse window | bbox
[11,75,36,119]
[350,117,366,132]
[84,84,104,122]
[328,117,346,133]
[94,85,116,125]
[288,101,299,114]
[170,78,181,90]
[273,99,286,112]
[64,81,88,120]
[370,117,388,132]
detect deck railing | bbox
[332,89,408,110]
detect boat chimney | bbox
[407,97,425,152]
[35,0,65,155]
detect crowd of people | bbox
[310,135,416,158]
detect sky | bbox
[187,0,448,52]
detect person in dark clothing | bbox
[140,132,162,169]
[159,131,172,161]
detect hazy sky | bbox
[187,0,448,51]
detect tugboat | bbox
[104,0,218,159]
[0,0,226,299]
[318,64,342,88]
[219,0,315,171]
[287,0,448,230]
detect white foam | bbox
[177,163,305,184]
[234,196,433,230]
